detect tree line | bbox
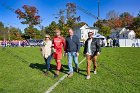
[0,3,140,41]
[94,10,140,38]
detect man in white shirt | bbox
[83,32,101,79]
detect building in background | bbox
[110,28,136,39]
[74,24,99,41]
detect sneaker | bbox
[67,71,73,75]
[54,74,59,78]
[94,71,97,74]
[86,75,90,79]
[67,73,73,78]
[60,66,64,71]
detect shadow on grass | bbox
[76,69,87,76]
[29,62,87,76]
[29,63,69,75]
[29,63,55,74]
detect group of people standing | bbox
[40,28,101,79]
[107,38,119,47]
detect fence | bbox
[119,39,140,47]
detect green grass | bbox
[0,47,140,93]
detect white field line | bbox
[45,58,86,93]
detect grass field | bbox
[0,47,140,93]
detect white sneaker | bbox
[94,71,97,74]
[67,71,73,75]
[86,75,90,79]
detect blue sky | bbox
[0,0,139,32]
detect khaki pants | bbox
[86,54,98,76]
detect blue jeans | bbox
[67,52,79,73]
[44,54,52,71]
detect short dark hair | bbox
[88,32,93,35]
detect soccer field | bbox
[0,47,139,93]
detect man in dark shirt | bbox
[65,28,80,77]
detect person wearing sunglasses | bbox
[83,31,101,79]
[40,34,52,76]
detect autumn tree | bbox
[73,22,87,27]
[106,10,119,20]
[94,20,104,29]
[45,21,58,37]
[105,10,122,29]
[15,5,41,27]
[132,12,140,38]
[135,28,140,38]
[95,11,134,31]
[15,5,41,39]
[107,18,122,29]
[8,27,22,40]
[133,16,140,29]
[66,3,80,27]
[50,3,81,37]
[24,27,41,39]
[119,12,134,28]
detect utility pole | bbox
[98,0,100,19]
[98,0,100,32]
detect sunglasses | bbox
[88,34,93,35]
[45,37,49,38]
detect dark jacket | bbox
[65,35,80,52]
[83,38,101,55]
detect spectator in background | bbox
[116,39,119,47]
[110,38,113,47]
[102,38,106,47]
[113,38,116,47]
[107,38,110,47]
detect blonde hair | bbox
[55,29,61,33]
[45,34,51,40]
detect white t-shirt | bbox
[86,38,92,55]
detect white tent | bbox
[93,33,105,38]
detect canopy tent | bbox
[93,33,105,39]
